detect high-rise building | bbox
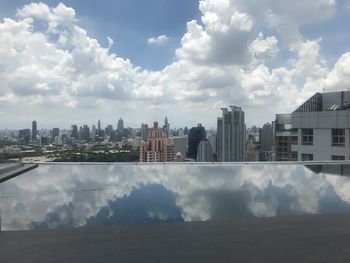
[274,114,298,161]
[117,118,124,132]
[71,125,78,139]
[52,128,60,141]
[188,124,206,160]
[19,129,30,144]
[141,123,148,141]
[171,136,188,159]
[290,91,350,161]
[140,121,175,162]
[32,121,37,142]
[117,118,125,141]
[197,140,213,162]
[163,117,170,136]
[216,106,246,162]
[97,120,101,136]
[261,123,273,152]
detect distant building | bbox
[261,123,273,152]
[216,106,246,162]
[188,124,206,160]
[273,114,298,161]
[207,134,216,154]
[141,123,148,141]
[19,129,30,143]
[163,117,170,136]
[197,140,213,162]
[184,126,189,135]
[171,136,188,159]
[79,125,90,140]
[291,91,350,161]
[52,128,60,141]
[71,125,78,139]
[140,121,175,162]
[97,120,101,135]
[117,118,125,141]
[246,135,258,161]
[32,120,37,142]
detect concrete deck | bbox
[1,213,350,263]
[0,163,38,183]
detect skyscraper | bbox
[140,121,175,162]
[163,117,170,136]
[32,120,37,141]
[71,125,78,139]
[52,128,60,141]
[216,106,246,162]
[197,140,213,162]
[141,123,148,141]
[188,123,206,160]
[117,118,124,132]
[261,123,273,152]
[97,120,101,135]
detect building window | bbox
[301,153,313,161]
[301,129,313,145]
[332,129,345,147]
[331,155,345,160]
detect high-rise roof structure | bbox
[290,91,350,161]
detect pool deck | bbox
[1,213,350,263]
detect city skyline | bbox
[1,1,350,129]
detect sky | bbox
[1,0,350,129]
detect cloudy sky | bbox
[1,0,350,130]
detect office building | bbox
[171,136,188,159]
[32,121,37,141]
[188,124,206,160]
[197,140,213,162]
[246,135,258,161]
[140,121,175,162]
[261,123,273,152]
[71,125,78,139]
[291,91,350,161]
[163,117,170,136]
[216,106,246,162]
[52,128,60,141]
[141,123,148,141]
[274,114,298,161]
[19,129,30,144]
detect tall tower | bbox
[163,117,170,136]
[216,106,246,162]
[32,120,37,141]
[188,124,206,160]
[97,120,101,135]
[117,118,124,132]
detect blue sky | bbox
[0,0,201,70]
[1,0,350,129]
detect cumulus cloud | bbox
[147,34,170,45]
[0,0,348,128]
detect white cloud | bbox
[0,1,349,128]
[147,34,170,45]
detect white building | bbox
[291,91,350,161]
[197,140,213,162]
[217,106,246,162]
